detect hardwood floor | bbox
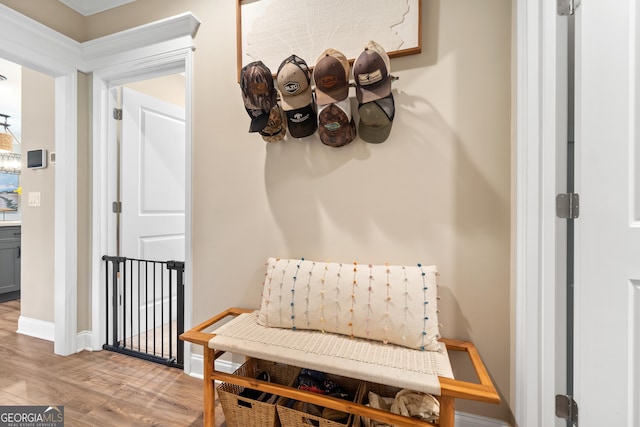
[0,300,227,426]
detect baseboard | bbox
[189,353,204,378]
[186,354,511,426]
[17,316,55,342]
[76,330,94,352]
[188,353,240,380]
[455,411,512,427]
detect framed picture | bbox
[236,0,421,79]
[0,173,19,212]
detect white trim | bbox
[515,1,564,426]
[88,19,200,382]
[17,316,55,342]
[188,353,204,379]
[455,412,512,427]
[182,39,195,375]
[76,330,94,352]
[187,354,241,380]
[81,13,200,74]
[54,72,79,356]
[0,5,82,74]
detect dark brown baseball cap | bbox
[313,49,350,106]
[353,40,392,104]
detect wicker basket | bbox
[217,358,301,427]
[352,382,402,427]
[354,382,441,427]
[277,373,362,427]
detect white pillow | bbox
[257,258,440,351]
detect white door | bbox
[574,1,640,425]
[119,87,185,338]
[120,87,185,262]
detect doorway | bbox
[89,33,197,375]
[102,76,187,367]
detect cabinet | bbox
[0,225,20,302]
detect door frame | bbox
[514,1,566,426]
[87,15,199,376]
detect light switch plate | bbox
[28,192,41,207]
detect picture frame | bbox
[0,173,19,212]
[236,0,421,80]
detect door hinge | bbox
[556,193,579,219]
[112,201,122,214]
[556,394,578,426]
[113,108,123,121]
[558,0,581,16]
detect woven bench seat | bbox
[208,310,452,396]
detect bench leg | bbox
[203,347,216,427]
[439,396,455,427]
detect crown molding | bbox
[0,4,82,75]
[0,6,200,75]
[81,12,201,72]
[58,0,136,16]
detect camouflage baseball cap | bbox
[260,104,287,143]
[240,61,278,132]
[318,98,356,147]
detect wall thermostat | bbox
[27,149,48,169]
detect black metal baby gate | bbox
[102,255,185,369]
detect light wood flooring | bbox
[0,299,227,426]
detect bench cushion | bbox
[210,311,453,395]
[257,257,440,351]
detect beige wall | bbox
[77,72,91,330]
[19,67,55,322]
[8,0,513,422]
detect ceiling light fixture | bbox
[0,114,21,174]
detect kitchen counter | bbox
[0,221,21,227]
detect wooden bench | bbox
[181,307,500,427]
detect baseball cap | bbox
[284,104,317,138]
[358,93,395,144]
[240,61,278,132]
[277,55,313,110]
[353,40,392,104]
[313,49,350,106]
[318,98,356,147]
[276,55,317,138]
[261,103,287,143]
